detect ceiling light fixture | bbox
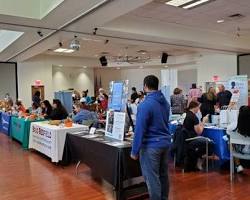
[53,48,75,53]
[58,65,63,67]
[82,66,87,68]
[217,19,225,23]
[165,0,193,6]
[182,0,209,9]
[70,35,80,51]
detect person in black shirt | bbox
[130,87,138,103]
[217,84,232,108]
[32,91,41,105]
[199,87,217,121]
[41,100,53,119]
[183,101,214,171]
[49,99,68,120]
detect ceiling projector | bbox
[70,36,80,51]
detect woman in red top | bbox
[16,100,26,113]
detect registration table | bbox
[62,133,144,200]
[10,117,45,149]
[29,122,88,163]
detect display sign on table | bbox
[105,80,129,141]
[29,122,88,162]
[108,80,129,112]
[105,111,126,141]
[225,75,248,107]
[1,112,11,135]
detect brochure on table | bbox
[105,80,129,141]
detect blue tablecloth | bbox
[1,112,11,135]
[0,112,2,131]
[170,123,230,166]
[203,128,230,165]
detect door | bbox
[31,85,45,101]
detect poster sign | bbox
[105,111,126,141]
[108,80,129,112]
[226,75,248,107]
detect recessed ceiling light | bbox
[217,19,225,23]
[165,0,193,6]
[54,48,75,53]
[116,67,121,70]
[165,65,168,68]
[183,0,209,9]
[82,66,87,68]
[139,66,143,69]
[58,65,63,67]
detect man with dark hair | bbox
[131,87,138,103]
[131,75,171,200]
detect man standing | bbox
[131,75,171,200]
[217,84,232,108]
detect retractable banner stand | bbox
[105,80,129,141]
[226,75,248,108]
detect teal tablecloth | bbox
[10,117,45,149]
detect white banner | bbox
[29,122,88,162]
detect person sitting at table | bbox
[49,99,68,120]
[31,102,42,115]
[15,99,26,113]
[227,105,250,173]
[41,100,53,118]
[199,87,217,122]
[183,101,215,171]
[73,101,97,124]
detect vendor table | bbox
[29,122,88,162]
[1,112,11,135]
[62,133,144,200]
[10,117,45,149]
[0,111,2,131]
[203,127,230,165]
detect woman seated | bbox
[73,102,97,124]
[183,101,214,171]
[41,100,52,118]
[49,99,68,120]
[16,100,26,113]
[31,102,42,115]
[227,105,250,173]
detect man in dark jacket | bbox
[131,75,171,200]
[217,84,232,108]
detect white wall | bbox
[18,57,53,107]
[94,53,237,95]
[0,63,17,100]
[94,68,162,93]
[18,55,97,106]
[53,66,94,96]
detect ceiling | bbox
[1,0,250,64]
[130,0,250,36]
[45,35,195,58]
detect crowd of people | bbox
[0,87,110,127]
[170,83,233,119]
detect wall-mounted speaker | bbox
[99,56,107,66]
[161,53,168,64]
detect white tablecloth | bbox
[29,122,88,162]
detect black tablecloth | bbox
[62,133,142,190]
